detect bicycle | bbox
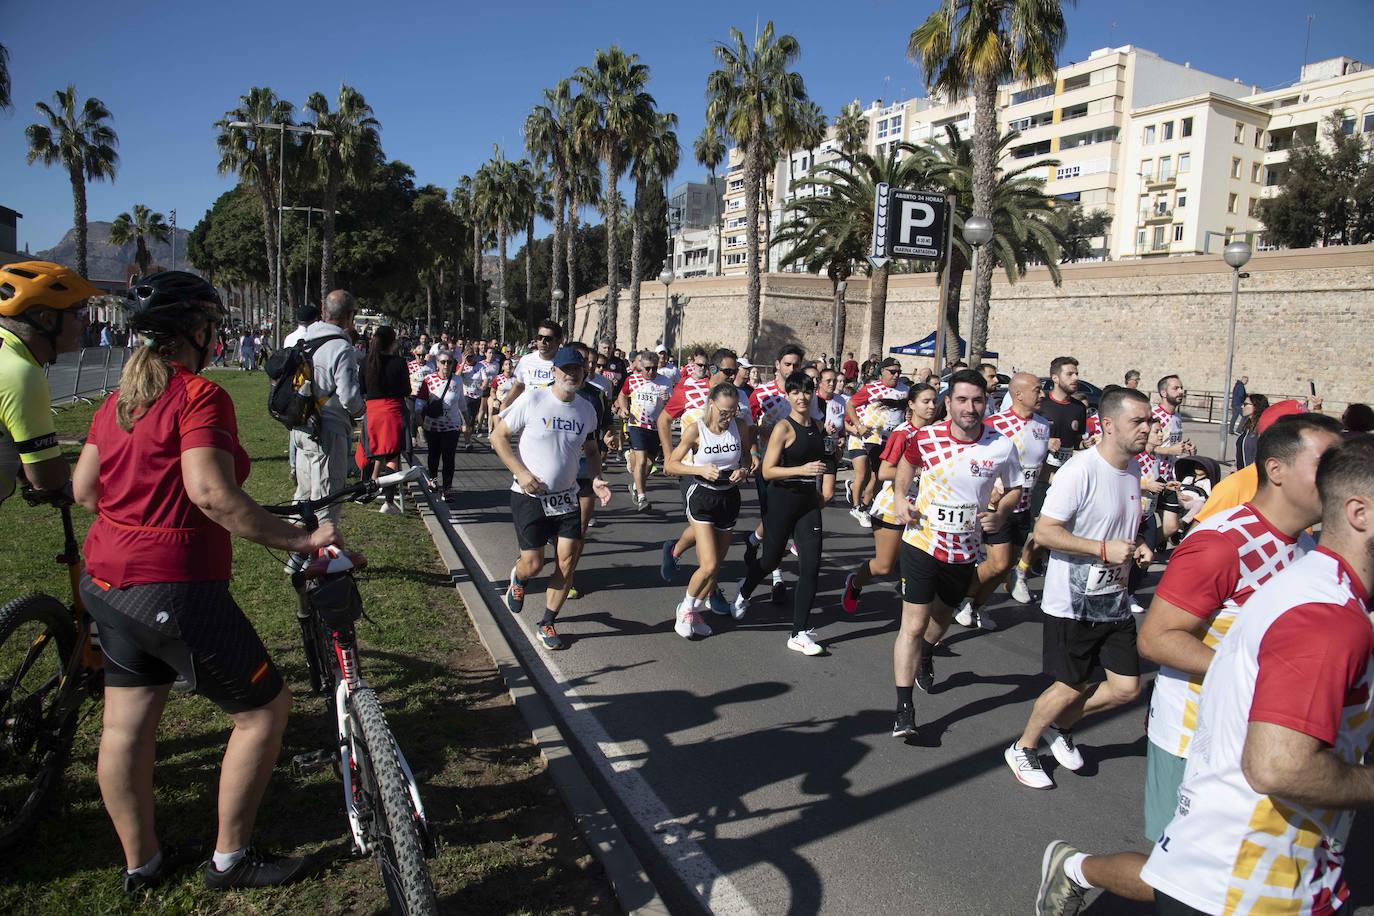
[0,487,104,851]
[264,465,438,916]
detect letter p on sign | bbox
[899,201,935,243]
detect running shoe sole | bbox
[505,566,525,614]
[1036,840,1088,916]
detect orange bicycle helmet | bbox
[0,261,101,317]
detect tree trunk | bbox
[254,189,277,333]
[550,179,565,312]
[425,282,433,333]
[714,167,724,277]
[567,192,579,339]
[743,143,763,360]
[831,283,846,358]
[867,262,890,358]
[473,221,484,338]
[969,73,998,365]
[70,167,88,279]
[321,167,341,291]
[498,224,508,344]
[762,169,773,273]
[629,176,645,353]
[943,260,966,366]
[455,250,465,336]
[525,210,535,337]
[603,167,620,348]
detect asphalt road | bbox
[434,428,1372,916]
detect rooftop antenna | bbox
[1109,21,1117,46]
[1302,14,1315,75]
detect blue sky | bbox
[3,0,1372,256]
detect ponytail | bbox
[115,337,176,431]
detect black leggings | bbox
[427,427,460,488]
[743,482,823,636]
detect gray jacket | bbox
[301,321,364,435]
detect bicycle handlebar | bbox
[262,466,427,521]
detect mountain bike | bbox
[0,486,104,851]
[264,465,438,916]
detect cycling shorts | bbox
[79,575,283,714]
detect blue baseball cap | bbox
[551,346,586,370]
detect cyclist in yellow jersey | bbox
[0,261,99,503]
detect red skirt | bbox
[356,398,406,468]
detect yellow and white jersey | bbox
[900,421,1022,563]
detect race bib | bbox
[1084,562,1128,597]
[1023,467,1041,491]
[1047,447,1073,467]
[928,500,977,534]
[539,486,578,517]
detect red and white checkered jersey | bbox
[1085,413,1102,440]
[1153,404,1184,479]
[846,380,908,449]
[1135,450,1162,515]
[901,421,1023,563]
[750,380,790,431]
[868,422,920,525]
[624,372,673,429]
[1141,547,1374,915]
[664,375,752,427]
[1147,503,1310,758]
[984,408,1051,513]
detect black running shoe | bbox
[771,579,787,605]
[122,838,207,895]
[892,706,917,739]
[915,653,935,693]
[203,846,310,890]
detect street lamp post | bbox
[280,205,334,313]
[226,120,333,347]
[1220,240,1252,461]
[961,216,994,362]
[658,266,674,354]
[833,279,848,359]
[499,299,508,348]
[552,288,565,328]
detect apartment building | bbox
[668,179,725,278]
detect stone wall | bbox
[571,244,1374,410]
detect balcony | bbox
[1141,208,1175,223]
[1145,172,1176,190]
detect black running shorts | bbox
[984,509,1035,548]
[627,426,662,459]
[1158,488,1182,515]
[899,543,976,607]
[685,482,741,531]
[79,575,284,714]
[511,490,583,551]
[1041,614,1140,685]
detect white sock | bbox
[1063,852,1092,889]
[130,849,163,877]
[771,569,783,585]
[682,590,695,609]
[212,847,247,872]
[691,596,703,608]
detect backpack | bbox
[265,337,327,438]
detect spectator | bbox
[237,331,256,371]
[841,352,859,384]
[860,352,880,380]
[358,325,409,514]
[1341,402,1374,433]
[1234,393,1268,469]
[420,350,465,499]
[99,323,113,347]
[283,304,321,348]
[1123,369,1140,389]
[290,290,364,547]
[1229,375,1248,432]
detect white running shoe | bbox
[1049,730,1085,771]
[954,600,976,627]
[1005,743,1053,789]
[1129,597,1147,615]
[377,501,402,516]
[689,610,712,637]
[787,630,824,656]
[844,480,853,506]
[848,507,867,526]
[674,601,695,639]
[856,511,872,529]
[1010,568,1034,605]
[732,580,751,619]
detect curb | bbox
[406,474,670,916]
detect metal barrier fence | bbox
[46,346,131,408]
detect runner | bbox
[618,349,674,512]
[844,357,908,526]
[748,344,808,604]
[490,347,611,650]
[841,383,937,614]
[501,318,563,409]
[665,383,754,639]
[1009,356,1089,605]
[1004,387,1153,789]
[458,349,490,452]
[890,369,1023,738]
[817,367,847,436]
[733,371,837,655]
[562,341,615,602]
[1031,412,1345,914]
[955,371,1051,630]
[1152,374,1197,547]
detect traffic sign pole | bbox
[931,193,956,380]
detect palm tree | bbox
[0,43,11,113]
[518,159,554,334]
[693,125,727,275]
[574,46,656,348]
[475,150,522,341]
[25,85,119,278]
[909,0,1070,364]
[564,144,602,339]
[706,22,807,358]
[927,124,1066,362]
[456,173,490,337]
[629,111,679,351]
[525,79,578,310]
[215,88,293,311]
[304,84,381,292]
[774,142,951,358]
[834,101,869,156]
[109,204,170,277]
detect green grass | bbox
[0,371,616,915]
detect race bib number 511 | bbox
[928,501,977,534]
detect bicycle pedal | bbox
[292,749,335,774]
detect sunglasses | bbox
[437,360,453,365]
[536,333,559,343]
[690,362,709,372]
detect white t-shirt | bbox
[1039,446,1143,622]
[283,325,310,348]
[459,365,489,399]
[515,352,555,392]
[500,387,595,496]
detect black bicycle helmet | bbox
[125,271,226,335]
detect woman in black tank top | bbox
[735,372,836,655]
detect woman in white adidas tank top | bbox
[665,383,755,640]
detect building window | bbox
[1251,162,1262,183]
[1247,198,1262,218]
[1176,192,1187,208]
[1140,159,1153,179]
[1340,114,1356,135]
[1364,113,1374,133]
[1011,83,1055,105]
[1181,117,1193,138]
[1061,73,1091,92]
[1231,157,1242,179]
[1254,129,1264,149]
[1055,164,1082,180]
[1144,125,1156,145]
[1162,122,1174,141]
[1227,193,1239,214]
[1137,229,1147,248]
[1178,152,1191,173]
[1153,226,1167,248]
[1234,122,1245,143]
[1159,155,1172,181]
[1173,224,1184,242]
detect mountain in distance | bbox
[34,221,199,283]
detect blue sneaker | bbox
[660,540,679,583]
[707,588,732,616]
[505,565,525,614]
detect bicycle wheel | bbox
[0,594,79,852]
[351,687,437,916]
